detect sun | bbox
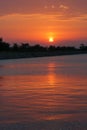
[49,37,54,42]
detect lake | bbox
[0,54,87,130]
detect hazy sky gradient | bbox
[0,0,87,44]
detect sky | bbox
[0,0,87,45]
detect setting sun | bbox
[49,37,54,43]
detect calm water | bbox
[0,54,87,129]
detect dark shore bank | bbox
[0,50,87,60]
[0,38,87,60]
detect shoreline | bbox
[0,51,87,60]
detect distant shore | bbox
[0,38,87,60]
[0,51,87,60]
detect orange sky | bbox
[0,0,87,44]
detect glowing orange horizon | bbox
[0,13,87,44]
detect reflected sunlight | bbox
[48,63,56,86]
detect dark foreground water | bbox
[0,54,87,130]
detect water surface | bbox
[0,54,87,129]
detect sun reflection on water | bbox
[0,55,87,125]
[48,63,57,86]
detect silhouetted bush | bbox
[0,38,87,53]
[0,38,10,51]
[80,44,87,51]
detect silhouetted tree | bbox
[12,43,19,51]
[79,44,87,51]
[0,37,3,43]
[0,38,10,51]
[48,45,56,51]
[19,43,30,52]
[31,44,47,52]
[0,37,87,55]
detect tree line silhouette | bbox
[0,37,87,52]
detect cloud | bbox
[0,0,87,20]
[59,4,69,10]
